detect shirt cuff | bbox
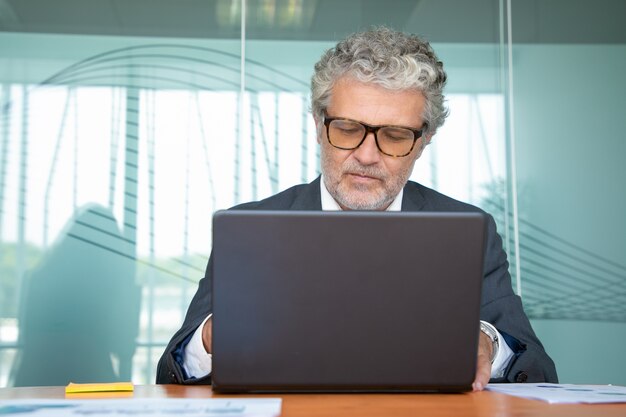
[490,325,515,379]
[181,314,213,379]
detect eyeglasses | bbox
[323,116,427,157]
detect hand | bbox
[473,331,493,391]
[202,317,213,354]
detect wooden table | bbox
[1,385,625,416]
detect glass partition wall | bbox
[1,0,624,386]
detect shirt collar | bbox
[320,175,403,212]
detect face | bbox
[317,77,429,210]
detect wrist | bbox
[479,320,499,364]
[202,317,213,354]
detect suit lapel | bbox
[290,176,323,210]
[401,181,427,212]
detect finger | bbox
[473,354,491,391]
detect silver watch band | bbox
[479,320,500,364]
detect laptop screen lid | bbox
[211,210,486,392]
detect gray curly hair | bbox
[311,27,448,136]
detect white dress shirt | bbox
[182,178,514,379]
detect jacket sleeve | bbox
[156,256,214,385]
[479,214,558,383]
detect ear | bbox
[414,134,432,159]
[314,116,322,145]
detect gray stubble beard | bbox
[321,150,411,211]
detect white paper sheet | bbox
[0,398,282,416]
[486,383,626,404]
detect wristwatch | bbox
[479,321,500,364]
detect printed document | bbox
[487,383,626,403]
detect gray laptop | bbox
[211,210,487,393]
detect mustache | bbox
[342,161,387,179]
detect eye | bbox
[381,128,413,141]
[331,120,362,135]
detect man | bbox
[157,27,558,389]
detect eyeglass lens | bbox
[328,119,415,156]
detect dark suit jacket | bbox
[157,177,558,385]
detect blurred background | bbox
[0,0,624,386]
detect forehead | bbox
[327,77,425,127]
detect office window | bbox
[1,0,624,386]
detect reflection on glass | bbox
[12,205,140,386]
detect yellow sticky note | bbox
[66,391,134,399]
[65,382,134,394]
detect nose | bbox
[352,132,381,165]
